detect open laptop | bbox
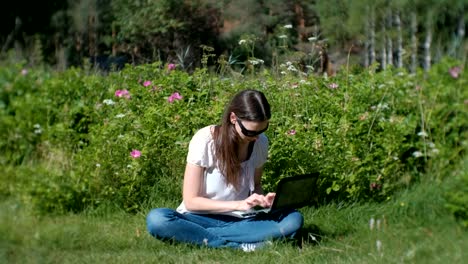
[224,172,319,218]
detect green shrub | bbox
[0,58,465,218]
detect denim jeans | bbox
[146,208,304,249]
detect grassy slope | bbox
[1,178,466,264]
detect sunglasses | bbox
[236,117,269,137]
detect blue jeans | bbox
[146,208,304,249]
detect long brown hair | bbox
[213,89,271,189]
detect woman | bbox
[146,89,303,251]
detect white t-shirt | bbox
[176,125,269,214]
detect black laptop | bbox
[225,172,319,218]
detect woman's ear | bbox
[229,112,236,124]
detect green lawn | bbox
[1,178,466,264]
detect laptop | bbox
[224,173,319,218]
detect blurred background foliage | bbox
[0,0,466,72]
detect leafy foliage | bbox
[0,58,466,224]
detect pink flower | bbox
[287,129,296,135]
[329,83,339,89]
[449,66,461,78]
[168,92,183,103]
[167,63,176,71]
[115,89,131,99]
[21,69,28,75]
[130,149,141,158]
[143,80,152,87]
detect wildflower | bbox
[21,69,28,75]
[329,83,339,89]
[168,92,183,103]
[96,163,101,168]
[239,39,247,45]
[33,124,42,134]
[115,89,131,99]
[370,182,381,190]
[417,131,428,137]
[449,66,461,78]
[284,24,293,29]
[308,37,317,42]
[287,64,297,72]
[103,99,115,105]
[143,80,152,87]
[167,63,176,71]
[249,59,263,65]
[115,113,125,118]
[412,151,423,158]
[278,35,288,39]
[430,148,440,155]
[130,149,141,158]
[287,129,296,135]
[359,112,369,121]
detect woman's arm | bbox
[182,163,240,212]
[182,163,271,212]
[253,167,264,194]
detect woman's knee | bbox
[282,210,304,233]
[146,208,174,236]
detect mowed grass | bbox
[1,178,466,264]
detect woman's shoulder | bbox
[257,133,269,146]
[191,125,216,143]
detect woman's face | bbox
[230,113,269,142]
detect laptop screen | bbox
[271,173,319,210]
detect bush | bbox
[0,59,465,216]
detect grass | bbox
[1,177,466,264]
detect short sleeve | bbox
[186,126,214,167]
[252,134,269,168]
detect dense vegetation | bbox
[0,54,466,223]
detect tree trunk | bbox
[364,6,370,67]
[386,9,393,67]
[381,20,387,70]
[370,7,376,65]
[410,12,418,73]
[395,11,403,68]
[424,21,432,72]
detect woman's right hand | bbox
[236,193,272,211]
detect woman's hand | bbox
[236,192,276,211]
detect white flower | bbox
[287,65,297,72]
[33,124,41,129]
[127,164,132,169]
[34,128,42,134]
[280,71,286,75]
[103,99,115,105]
[278,35,288,39]
[431,148,440,155]
[96,163,101,167]
[417,131,428,137]
[284,24,293,29]
[115,113,126,118]
[427,142,436,148]
[412,151,423,158]
[239,39,247,45]
[308,37,317,42]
